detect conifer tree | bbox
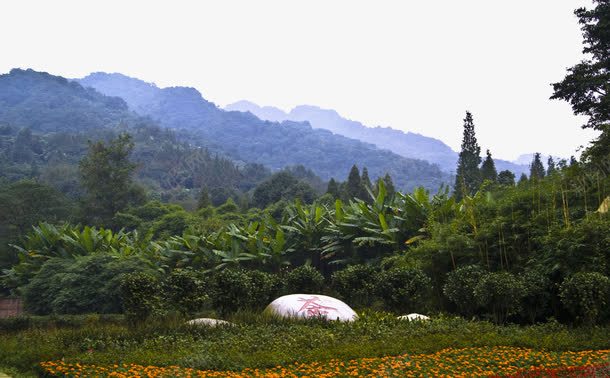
[547,156,557,176]
[529,153,546,181]
[497,170,516,186]
[383,173,396,198]
[518,173,529,186]
[345,165,362,200]
[197,187,211,209]
[480,149,498,182]
[361,167,373,201]
[454,111,482,200]
[361,167,372,191]
[326,178,340,199]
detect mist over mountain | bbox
[79,73,450,191]
[225,100,530,176]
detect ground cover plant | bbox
[1,315,609,376]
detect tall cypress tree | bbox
[480,149,498,182]
[345,165,362,200]
[529,153,546,181]
[454,111,482,200]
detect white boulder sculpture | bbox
[265,294,358,322]
[186,318,234,327]
[397,313,430,321]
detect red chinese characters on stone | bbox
[297,296,338,317]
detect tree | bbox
[197,187,211,209]
[361,167,372,191]
[383,173,396,198]
[326,178,340,199]
[529,153,546,181]
[345,165,362,200]
[551,0,610,163]
[79,133,145,226]
[518,173,529,185]
[497,170,516,186]
[454,111,482,200]
[547,156,557,176]
[480,149,498,182]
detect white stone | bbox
[186,318,234,327]
[265,294,358,322]
[397,313,430,321]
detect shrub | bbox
[331,264,379,307]
[443,265,486,317]
[120,272,162,323]
[283,265,325,294]
[559,272,610,325]
[211,269,279,316]
[162,269,208,315]
[23,255,152,315]
[520,268,552,323]
[376,267,431,313]
[474,271,526,324]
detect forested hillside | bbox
[226,101,530,176]
[0,69,272,197]
[79,73,450,191]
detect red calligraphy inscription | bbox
[297,296,338,317]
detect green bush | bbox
[331,264,379,307]
[443,265,486,317]
[120,272,162,323]
[474,271,526,324]
[211,269,279,316]
[162,269,209,315]
[519,268,552,323]
[22,255,152,315]
[559,272,610,325]
[376,267,431,314]
[283,265,325,294]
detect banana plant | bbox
[280,200,330,270]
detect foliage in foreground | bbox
[39,347,610,377]
[1,315,609,376]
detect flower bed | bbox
[40,347,609,377]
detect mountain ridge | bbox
[79,72,451,191]
[225,100,530,176]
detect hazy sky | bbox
[0,0,599,160]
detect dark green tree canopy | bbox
[529,153,546,181]
[551,0,610,163]
[326,178,340,199]
[480,149,498,182]
[345,165,362,200]
[497,170,516,186]
[79,133,145,226]
[551,0,610,131]
[454,111,482,200]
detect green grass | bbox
[1,312,608,376]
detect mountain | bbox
[0,69,270,200]
[225,101,530,176]
[79,73,451,191]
